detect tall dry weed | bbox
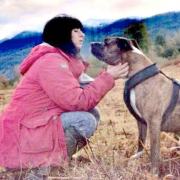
[0,73,8,90]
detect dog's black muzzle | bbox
[91,42,105,61]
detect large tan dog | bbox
[91,37,180,176]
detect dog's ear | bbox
[118,38,134,51]
[131,39,142,51]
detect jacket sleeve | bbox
[37,54,115,111]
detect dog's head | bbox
[91,37,141,65]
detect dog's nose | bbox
[91,42,96,46]
[91,42,102,47]
[91,42,97,49]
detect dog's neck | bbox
[122,49,153,78]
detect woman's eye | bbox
[74,29,79,32]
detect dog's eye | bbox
[107,49,115,54]
[104,41,109,46]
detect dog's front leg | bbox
[130,121,147,159]
[149,120,161,177]
[137,121,147,152]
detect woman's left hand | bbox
[107,62,129,80]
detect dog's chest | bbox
[130,89,142,117]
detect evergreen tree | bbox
[123,21,151,53]
[155,34,166,47]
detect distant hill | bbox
[145,11,180,39]
[1,11,180,80]
[0,31,42,80]
[0,31,42,52]
[0,38,8,43]
[81,11,180,58]
[83,18,116,27]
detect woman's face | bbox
[71,28,85,50]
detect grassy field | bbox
[1,59,180,179]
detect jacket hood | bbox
[20,43,70,75]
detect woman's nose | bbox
[80,31,85,37]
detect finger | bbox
[117,62,122,66]
[118,66,129,73]
[118,69,129,78]
[120,70,129,76]
[121,62,129,68]
[119,71,129,78]
[117,62,128,67]
[117,62,129,70]
[107,65,113,70]
[121,70,129,76]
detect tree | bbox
[155,32,180,59]
[163,46,179,59]
[155,35,166,47]
[156,45,164,56]
[123,21,151,53]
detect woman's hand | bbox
[107,62,129,80]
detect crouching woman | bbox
[0,14,129,179]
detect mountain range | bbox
[83,18,117,27]
[1,11,180,80]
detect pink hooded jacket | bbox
[0,44,115,169]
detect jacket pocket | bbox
[20,119,53,153]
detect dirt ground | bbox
[1,59,180,179]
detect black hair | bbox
[42,14,83,58]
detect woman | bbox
[0,14,129,175]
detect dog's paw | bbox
[130,151,144,159]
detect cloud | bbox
[0,0,61,22]
[111,0,180,18]
[0,0,65,39]
[0,0,180,40]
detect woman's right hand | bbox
[107,62,129,80]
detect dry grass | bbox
[0,90,14,114]
[1,61,180,179]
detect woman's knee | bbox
[60,111,98,139]
[73,112,97,138]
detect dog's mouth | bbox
[91,42,121,65]
[91,42,105,61]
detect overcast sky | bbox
[1,0,180,40]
